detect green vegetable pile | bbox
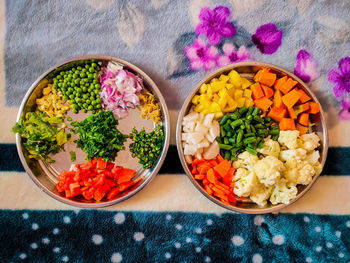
[53,62,102,114]
[129,125,165,169]
[12,111,70,163]
[218,106,279,160]
[71,110,127,161]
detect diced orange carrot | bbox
[282,89,302,108]
[273,89,285,108]
[279,78,298,94]
[274,76,288,90]
[287,107,297,119]
[254,69,276,86]
[207,168,218,184]
[296,123,309,135]
[250,83,264,99]
[298,113,309,126]
[213,159,231,178]
[268,107,287,122]
[254,97,273,112]
[296,88,311,103]
[295,102,310,115]
[261,85,274,99]
[308,102,320,114]
[279,118,296,130]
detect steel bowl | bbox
[15,55,170,208]
[176,62,328,214]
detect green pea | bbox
[77,66,82,70]
[95,84,101,89]
[96,104,102,109]
[82,109,87,113]
[88,105,93,111]
[69,94,74,99]
[63,95,69,101]
[93,79,98,84]
[91,62,97,68]
[85,64,89,69]
[91,100,96,106]
[86,99,91,104]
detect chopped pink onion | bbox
[99,62,144,119]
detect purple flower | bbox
[252,23,283,54]
[195,6,236,45]
[339,98,350,120]
[328,57,350,98]
[294,49,320,83]
[185,38,218,71]
[217,44,251,66]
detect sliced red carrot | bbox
[213,159,231,178]
[205,185,213,195]
[207,168,218,184]
[195,174,205,180]
[215,184,231,195]
[216,154,224,162]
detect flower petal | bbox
[213,6,231,22]
[207,46,218,57]
[185,46,199,60]
[221,22,236,38]
[294,49,319,83]
[333,84,345,98]
[203,59,216,71]
[341,98,350,109]
[328,68,341,83]
[339,57,350,75]
[198,7,213,22]
[237,46,251,61]
[218,55,230,66]
[252,23,283,54]
[222,43,235,55]
[207,31,222,45]
[195,22,209,36]
[190,59,203,70]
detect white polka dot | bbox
[303,216,310,223]
[315,226,321,232]
[133,232,144,242]
[32,223,39,230]
[166,214,172,220]
[92,234,103,245]
[19,253,26,260]
[114,213,125,224]
[186,237,192,243]
[195,247,201,253]
[336,231,341,238]
[326,242,333,248]
[207,219,213,225]
[73,209,80,214]
[231,235,244,246]
[205,256,211,262]
[252,254,262,263]
[174,242,181,249]
[175,224,182,230]
[62,255,69,262]
[306,257,312,262]
[272,235,284,245]
[63,216,71,224]
[315,246,322,252]
[254,216,264,226]
[31,243,38,249]
[111,252,123,263]
[346,221,350,228]
[53,228,60,235]
[195,228,202,234]
[215,213,222,217]
[42,237,50,244]
[339,252,344,258]
[165,252,171,259]
[22,213,29,219]
[53,247,60,253]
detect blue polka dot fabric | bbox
[1,210,349,262]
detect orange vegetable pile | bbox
[250,68,321,134]
[56,158,142,201]
[190,154,238,205]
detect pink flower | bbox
[252,23,283,54]
[339,98,350,121]
[294,49,320,83]
[217,44,251,66]
[195,6,236,45]
[328,57,350,98]
[185,38,218,71]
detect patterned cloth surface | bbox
[1,0,350,262]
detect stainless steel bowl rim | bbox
[176,61,329,214]
[16,54,171,208]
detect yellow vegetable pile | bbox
[36,84,70,117]
[139,91,161,123]
[191,70,254,119]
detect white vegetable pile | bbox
[182,111,220,163]
[233,130,322,207]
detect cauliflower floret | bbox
[278,130,300,150]
[305,150,320,165]
[234,172,258,197]
[258,139,280,158]
[254,156,285,186]
[279,148,307,162]
[284,159,316,185]
[250,183,273,207]
[269,179,297,205]
[313,161,322,175]
[234,168,249,181]
[233,151,259,170]
[300,133,320,152]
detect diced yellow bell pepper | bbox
[227,87,235,98]
[241,77,252,89]
[214,112,224,119]
[206,85,213,97]
[218,88,228,98]
[234,89,244,100]
[237,97,246,108]
[225,95,237,108]
[210,78,219,84]
[223,102,238,112]
[219,74,229,83]
[199,84,208,94]
[192,95,200,105]
[225,83,233,90]
[201,109,210,114]
[228,70,242,87]
[211,81,226,93]
[212,94,220,103]
[244,99,254,108]
[243,89,252,98]
[208,102,221,113]
[194,104,205,112]
[218,97,227,109]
